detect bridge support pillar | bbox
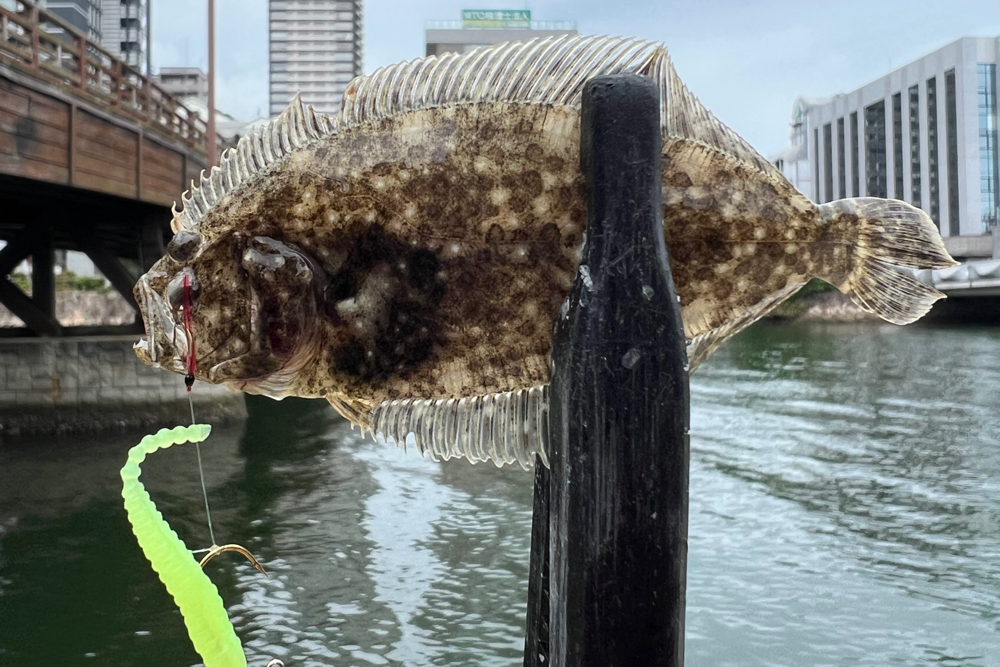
[31,232,55,322]
[0,228,61,336]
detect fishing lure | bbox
[120,424,251,667]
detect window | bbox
[927,76,940,228]
[850,111,859,197]
[909,84,921,207]
[837,117,846,199]
[814,128,820,202]
[823,123,833,203]
[945,68,959,235]
[978,63,998,230]
[865,100,887,198]
[892,93,903,200]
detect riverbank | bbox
[0,337,246,439]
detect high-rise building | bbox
[425,9,576,57]
[269,0,364,117]
[99,0,148,72]
[37,0,148,73]
[43,0,101,41]
[772,36,999,260]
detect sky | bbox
[152,0,1000,157]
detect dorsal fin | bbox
[340,35,662,125]
[172,34,781,236]
[171,94,338,234]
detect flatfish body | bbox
[134,35,955,467]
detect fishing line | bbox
[183,274,217,548]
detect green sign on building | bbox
[461,9,532,29]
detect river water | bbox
[1,322,998,667]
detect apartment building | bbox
[269,0,364,116]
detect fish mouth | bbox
[134,275,188,374]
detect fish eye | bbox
[166,231,203,262]
[165,268,199,312]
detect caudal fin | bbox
[820,198,958,325]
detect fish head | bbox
[134,228,324,397]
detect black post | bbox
[531,74,690,667]
[523,462,550,667]
[31,232,55,323]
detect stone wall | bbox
[0,336,246,437]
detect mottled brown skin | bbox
[138,103,843,417]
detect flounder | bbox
[134,35,956,468]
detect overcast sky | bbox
[152,0,1000,157]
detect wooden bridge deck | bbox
[0,1,209,336]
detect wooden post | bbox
[523,462,551,667]
[527,74,690,667]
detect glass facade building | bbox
[837,117,846,199]
[945,69,960,236]
[927,76,940,228]
[850,111,859,197]
[865,100,887,199]
[979,63,998,230]
[778,36,1000,248]
[909,84,921,208]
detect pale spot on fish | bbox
[534,198,550,216]
[491,188,510,206]
[754,228,766,240]
[293,203,307,216]
[785,243,798,254]
[365,210,377,223]
[374,178,386,190]
[325,210,340,224]
[744,243,756,255]
[714,263,732,275]
[784,228,796,240]
[404,203,416,219]
[473,156,490,173]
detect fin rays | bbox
[370,385,550,470]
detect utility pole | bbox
[207,0,217,167]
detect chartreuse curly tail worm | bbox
[120,424,247,667]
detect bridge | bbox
[0,0,207,337]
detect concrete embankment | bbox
[0,336,245,438]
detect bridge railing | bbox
[0,1,206,153]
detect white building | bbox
[268,0,364,116]
[425,9,576,57]
[154,66,207,99]
[99,0,148,72]
[774,37,999,259]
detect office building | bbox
[99,0,148,72]
[43,0,101,41]
[37,0,148,72]
[269,0,364,116]
[425,9,576,57]
[154,67,208,99]
[773,37,999,258]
